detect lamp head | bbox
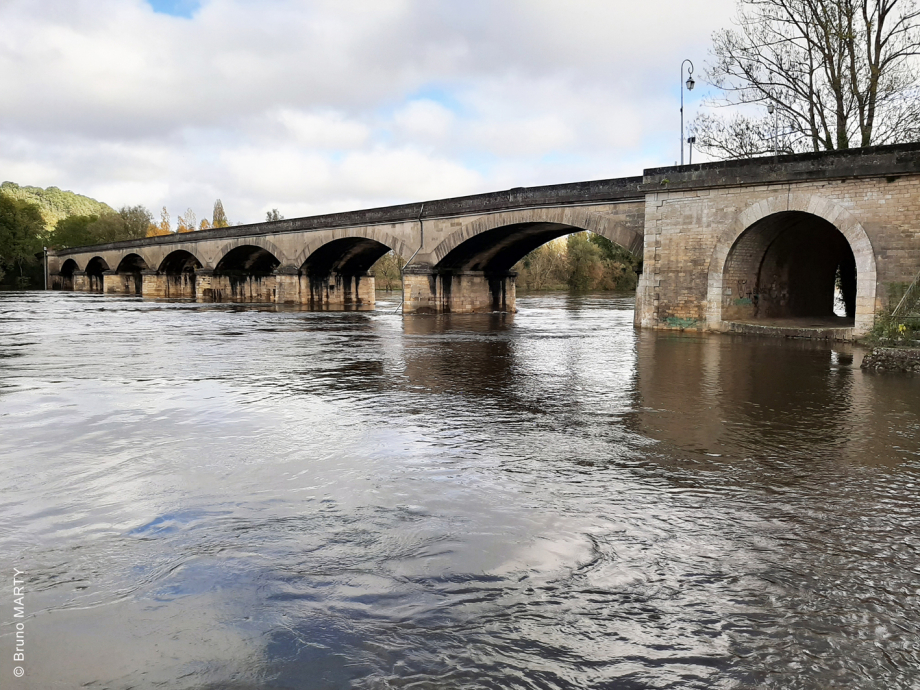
[686,76,695,91]
[767,103,775,114]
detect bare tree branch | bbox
[691,0,920,158]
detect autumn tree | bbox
[177,208,197,233]
[266,208,284,222]
[199,218,211,231]
[692,0,920,158]
[212,199,229,228]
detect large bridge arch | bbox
[292,229,413,269]
[158,249,206,274]
[213,237,289,269]
[705,194,878,334]
[292,230,410,310]
[57,258,79,291]
[85,256,110,293]
[112,253,151,295]
[430,207,644,269]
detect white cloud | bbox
[392,100,455,143]
[275,110,370,149]
[0,0,734,223]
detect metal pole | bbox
[774,110,779,158]
[680,59,694,166]
[43,247,48,290]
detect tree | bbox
[369,250,404,291]
[119,205,154,239]
[517,240,568,290]
[147,207,172,237]
[199,218,211,231]
[0,194,44,286]
[693,0,920,158]
[266,208,284,222]
[177,208,197,233]
[212,199,229,228]
[566,233,605,291]
[49,214,99,249]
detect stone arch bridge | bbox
[49,144,920,339]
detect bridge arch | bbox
[158,249,204,274]
[705,194,877,334]
[214,238,288,269]
[58,258,79,291]
[211,243,282,303]
[292,229,413,269]
[85,256,110,293]
[114,253,150,295]
[430,207,644,270]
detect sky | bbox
[0,0,737,227]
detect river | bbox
[0,290,918,689]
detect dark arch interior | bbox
[58,258,78,291]
[159,250,202,275]
[301,238,392,276]
[114,254,149,295]
[85,256,110,293]
[85,257,110,276]
[215,246,280,276]
[116,254,150,273]
[437,222,616,273]
[723,211,857,323]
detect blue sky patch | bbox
[147,0,201,19]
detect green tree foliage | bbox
[0,181,115,232]
[514,233,639,292]
[0,194,45,287]
[49,205,155,248]
[119,205,155,239]
[50,215,99,249]
[266,208,284,221]
[83,206,155,244]
[369,250,405,291]
[212,199,229,228]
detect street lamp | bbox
[687,136,696,165]
[767,101,778,157]
[681,59,695,166]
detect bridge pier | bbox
[197,270,278,303]
[305,272,375,310]
[273,267,301,304]
[73,271,88,292]
[141,271,166,298]
[402,268,516,314]
[103,270,142,295]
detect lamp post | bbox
[680,59,695,166]
[767,101,778,158]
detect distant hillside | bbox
[0,181,115,232]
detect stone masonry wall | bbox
[636,174,920,334]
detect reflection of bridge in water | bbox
[49,144,920,339]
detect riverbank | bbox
[860,346,920,373]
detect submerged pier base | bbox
[402,267,516,314]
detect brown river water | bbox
[0,290,918,689]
